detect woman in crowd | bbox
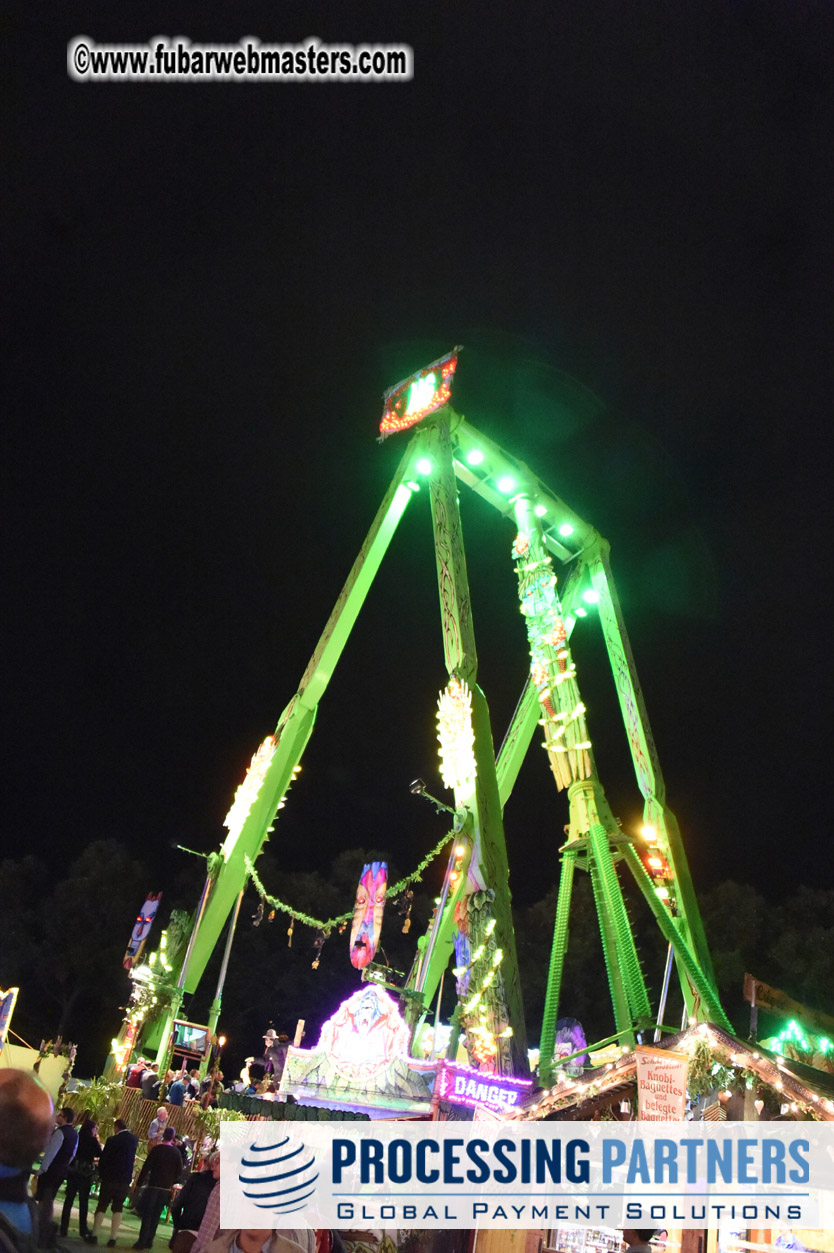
[60,1110,102,1240]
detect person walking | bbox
[35,1107,78,1234]
[90,1117,138,1246]
[133,1126,183,1249]
[60,1113,102,1239]
[0,1069,54,1245]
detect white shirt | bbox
[40,1127,65,1173]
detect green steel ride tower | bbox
[131,349,728,1086]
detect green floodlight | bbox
[466,448,485,467]
[533,503,547,518]
[558,522,574,537]
[497,475,516,494]
[574,606,588,618]
[582,589,600,605]
[416,457,433,476]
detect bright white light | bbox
[558,522,574,537]
[416,457,432,475]
[466,449,485,467]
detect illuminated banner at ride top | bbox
[379,346,461,438]
[220,1121,834,1231]
[435,1059,533,1113]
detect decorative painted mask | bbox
[553,1016,590,1078]
[349,862,387,969]
[123,892,162,970]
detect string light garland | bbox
[769,1019,834,1073]
[242,829,455,936]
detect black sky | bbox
[5,1,834,937]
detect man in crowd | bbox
[171,1151,219,1253]
[140,1063,160,1101]
[133,1126,184,1249]
[622,1231,657,1253]
[125,1060,148,1089]
[147,1107,168,1149]
[167,1073,187,1107]
[36,1107,79,1232]
[0,1069,54,1243]
[90,1117,138,1247]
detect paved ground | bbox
[56,1190,174,1253]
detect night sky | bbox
[6,2,833,954]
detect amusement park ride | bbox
[109,347,731,1095]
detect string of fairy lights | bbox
[242,828,455,963]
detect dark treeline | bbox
[2,839,832,1079]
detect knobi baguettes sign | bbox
[636,1045,689,1120]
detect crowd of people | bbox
[0,1065,319,1253]
[124,1028,291,1109]
[0,1069,232,1253]
[125,1064,218,1111]
[0,1031,381,1253]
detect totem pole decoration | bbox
[511,530,592,789]
[349,861,388,969]
[123,892,163,970]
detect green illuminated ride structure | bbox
[129,349,729,1086]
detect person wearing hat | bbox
[261,1030,290,1085]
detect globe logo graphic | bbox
[238,1138,319,1215]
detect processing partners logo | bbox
[221,1121,834,1231]
[237,1136,319,1217]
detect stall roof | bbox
[512,1022,834,1122]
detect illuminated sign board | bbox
[379,347,461,438]
[435,1059,532,1113]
